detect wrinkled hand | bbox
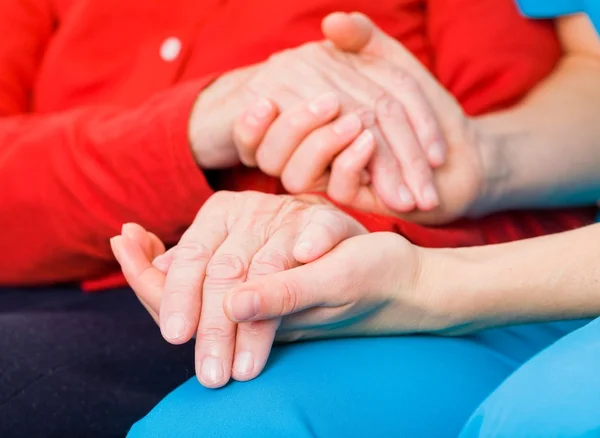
[189,33,448,212]
[110,191,366,388]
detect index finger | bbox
[159,207,229,345]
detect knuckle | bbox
[197,324,235,343]
[237,320,268,336]
[205,191,235,208]
[206,254,247,280]
[310,207,348,237]
[249,250,293,276]
[354,106,376,127]
[394,70,418,89]
[172,242,213,264]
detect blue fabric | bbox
[461,317,600,437]
[516,0,600,32]
[129,319,591,437]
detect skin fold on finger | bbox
[231,226,301,382]
[194,226,268,389]
[376,97,439,211]
[159,213,229,346]
[280,112,363,193]
[355,61,447,168]
[255,92,341,177]
[327,128,375,206]
[110,234,164,323]
[233,97,279,167]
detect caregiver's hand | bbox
[111,191,367,388]
[310,12,487,224]
[223,232,459,342]
[191,40,445,212]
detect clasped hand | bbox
[111,192,460,388]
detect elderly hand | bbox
[110,191,366,388]
[190,37,447,212]
[232,12,484,224]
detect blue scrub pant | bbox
[129,318,600,437]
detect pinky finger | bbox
[327,129,375,206]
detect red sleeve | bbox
[426,0,562,116]
[0,0,219,285]
[0,79,217,285]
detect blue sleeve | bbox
[515,0,599,33]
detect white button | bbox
[160,37,182,62]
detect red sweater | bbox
[0,0,594,289]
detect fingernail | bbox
[228,291,259,321]
[421,184,439,208]
[152,253,169,272]
[428,141,446,166]
[163,313,186,340]
[121,223,136,240]
[352,129,374,152]
[109,236,123,261]
[233,351,255,376]
[398,186,414,206]
[252,98,274,119]
[295,240,313,256]
[308,92,339,116]
[333,113,361,135]
[201,356,224,385]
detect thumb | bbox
[223,260,339,322]
[322,12,461,117]
[322,12,415,66]
[223,234,393,322]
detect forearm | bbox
[474,53,600,214]
[424,223,600,332]
[471,15,600,215]
[0,79,215,284]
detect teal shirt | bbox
[516,0,599,33]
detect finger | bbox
[233,97,278,167]
[160,211,228,345]
[327,129,376,205]
[293,206,366,264]
[231,227,299,382]
[152,246,175,273]
[376,97,439,211]
[321,12,373,53]
[148,232,167,259]
[256,92,341,177]
[110,235,163,323]
[323,12,460,125]
[195,227,265,388]
[225,233,398,323]
[363,65,447,167]
[369,129,416,213]
[280,112,362,193]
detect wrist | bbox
[413,246,486,335]
[465,115,514,217]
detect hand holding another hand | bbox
[111,192,466,389]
